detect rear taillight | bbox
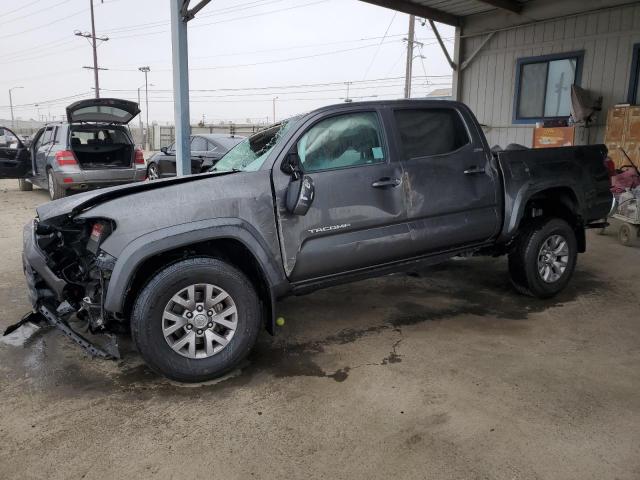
[55,150,78,166]
[604,156,616,178]
[134,149,145,165]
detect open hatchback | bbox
[66,98,141,124]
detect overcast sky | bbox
[0,0,455,124]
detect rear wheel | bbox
[18,178,32,191]
[508,218,578,298]
[47,169,66,200]
[147,162,159,180]
[131,257,262,382]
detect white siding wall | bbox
[459,4,640,147]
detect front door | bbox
[274,110,410,282]
[392,106,501,254]
[0,127,31,179]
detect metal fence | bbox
[150,123,268,150]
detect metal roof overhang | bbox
[358,0,524,26]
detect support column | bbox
[170,0,191,177]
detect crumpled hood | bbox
[36,173,234,223]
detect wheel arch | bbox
[516,186,585,252]
[103,220,288,334]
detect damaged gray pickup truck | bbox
[7,100,613,382]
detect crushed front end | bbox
[14,216,121,358]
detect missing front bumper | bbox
[3,306,120,360]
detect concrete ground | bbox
[0,178,639,480]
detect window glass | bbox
[544,58,576,117]
[41,127,55,146]
[394,108,470,159]
[54,126,65,144]
[518,63,547,118]
[214,118,299,172]
[297,112,385,173]
[516,53,580,120]
[191,136,208,151]
[0,128,20,149]
[70,128,129,145]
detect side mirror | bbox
[281,151,301,177]
[286,175,314,215]
[161,146,168,154]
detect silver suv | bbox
[2,98,146,200]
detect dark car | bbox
[0,98,146,200]
[8,100,613,382]
[146,134,244,179]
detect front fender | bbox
[103,218,287,313]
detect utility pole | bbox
[344,82,353,103]
[8,86,23,129]
[272,97,278,123]
[404,15,416,99]
[139,66,151,150]
[75,0,109,98]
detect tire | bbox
[618,223,639,247]
[47,169,66,200]
[146,162,159,181]
[131,257,262,382]
[18,178,33,191]
[508,218,578,299]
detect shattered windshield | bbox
[212,117,300,172]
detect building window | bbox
[513,51,584,123]
[628,44,640,105]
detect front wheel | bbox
[131,257,262,382]
[508,218,578,298]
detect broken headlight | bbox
[86,221,113,255]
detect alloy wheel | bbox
[537,234,569,283]
[162,283,238,359]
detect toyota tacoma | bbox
[4,100,613,382]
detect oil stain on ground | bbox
[0,258,606,394]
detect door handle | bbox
[372,177,401,188]
[464,166,486,175]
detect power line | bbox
[102,0,289,34]
[1,0,43,19]
[111,41,404,72]
[109,0,331,40]
[0,0,74,27]
[0,7,88,40]
[362,12,397,81]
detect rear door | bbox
[392,105,501,254]
[0,126,31,179]
[190,136,209,173]
[34,126,56,174]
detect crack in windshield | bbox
[211,117,299,173]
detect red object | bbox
[63,177,73,184]
[604,156,616,178]
[55,150,78,166]
[90,223,104,242]
[611,168,640,194]
[134,149,145,165]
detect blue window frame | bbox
[512,51,584,124]
[627,43,640,105]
